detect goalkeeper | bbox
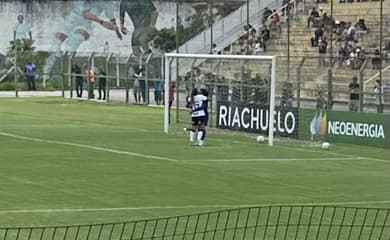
[187,88,208,146]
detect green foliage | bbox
[7,39,36,68]
[0,82,15,91]
[153,28,177,53]
[153,12,209,52]
[5,39,49,85]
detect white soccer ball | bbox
[256,135,265,142]
[321,142,331,150]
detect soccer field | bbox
[0,98,389,228]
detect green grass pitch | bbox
[0,98,389,228]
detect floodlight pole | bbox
[145,53,153,105]
[125,54,133,104]
[164,55,171,133]
[116,55,120,87]
[14,39,18,98]
[87,52,95,100]
[106,52,113,102]
[61,52,66,98]
[175,2,180,121]
[68,52,76,99]
[209,0,214,54]
[379,0,383,108]
[246,0,250,54]
[327,0,334,110]
[287,1,291,82]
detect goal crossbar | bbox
[164,53,277,146]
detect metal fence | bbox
[1,205,389,240]
[0,0,389,114]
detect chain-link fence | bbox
[1,205,389,240]
[0,0,388,113]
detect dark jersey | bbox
[349,82,360,100]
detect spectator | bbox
[318,7,326,17]
[384,41,390,62]
[97,68,106,100]
[212,43,221,55]
[355,19,367,41]
[24,62,36,91]
[84,64,95,99]
[133,76,140,104]
[167,82,176,123]
[337,45,348,68]
[248,29,257,47]
[311,26,324,47]
[374,79,384,113]
[372,49,381,70]
[133,67,144,104]
[282,0,290,16]
[322,13,333,32]
[261,27,270,52]
[240,40,250,55]
[262,7,273,24]
[103,41,110,55]
[270,10,281,32]
[346,22,355,41]
[353,47,365,69]
[316,90,327,109]
[383,41,390,62]
[14,13,32,41]
[154,80,162,105]
[348,76,359,111]
[340,25,349,43]
[253,40,264,55]
[346,51,357,67]
[72,64,83,98]
[318,38,327,67]
[308,7,320,27]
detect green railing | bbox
[1,205,389,240]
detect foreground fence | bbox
[1,205,389,240]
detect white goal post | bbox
[164,53,277,146]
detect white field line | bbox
[187,157,375,162]
[4,111,388,163]
[223,137,390,163]
[1,131,386,164]
[0,200,389,215]
[0,132,177,162]
[276,145,390,163]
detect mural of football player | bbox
[43,0,122,80]
[119,0,158,57]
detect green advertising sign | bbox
[299,109,390,148]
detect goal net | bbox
[164,53,297,146]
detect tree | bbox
[153,11,208,53]
[7,39,36,68]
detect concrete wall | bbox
[0,1,192,56]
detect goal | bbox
[163,53,280,146]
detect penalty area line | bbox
[0,132,177,162]
[0,200,389,214]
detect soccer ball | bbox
[321,142,331,150]
[256,135,265,142]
